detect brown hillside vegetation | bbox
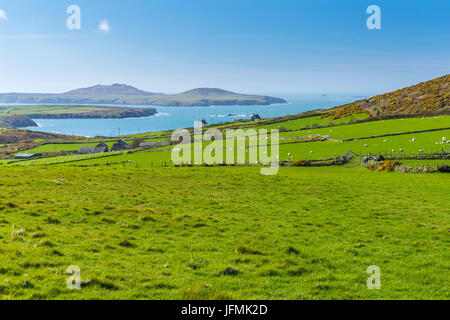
[0,128,79,144]
[321,74,450,120]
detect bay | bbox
[9,93,368,137]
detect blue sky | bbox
[0,0,448,94]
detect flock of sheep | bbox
[363,136,448,154]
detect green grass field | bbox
[14,129,446,167]
[0,165,448,299]
[255,113,369,130]
[277,116,450,139]
[1,109,449,300]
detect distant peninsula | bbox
[0,84,287,106]
[0,105,158,128]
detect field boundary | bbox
[343,127,450,142]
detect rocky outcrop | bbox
[0,115,38,128]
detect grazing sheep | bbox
[288,153,292,156]
[383,139,387,142]
[412,138,416,142]
[399,149,404,152]
[364,144,368,147]
[443,137,447,142]
[419,149,424,153]
[309,151,313,154]
[392,149,395,153]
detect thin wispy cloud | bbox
[98,19,111,33]
[0,9,7,22]
[0,34,69,39]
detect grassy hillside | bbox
[0,166,448,299]
[0,127,77,144]
[321,74,450,120]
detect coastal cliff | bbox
[0,115,38,128]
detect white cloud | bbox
[98,19,111,33]
[0,9,7,22]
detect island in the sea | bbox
[0,84,287,106]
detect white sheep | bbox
[412,138,416,142]
[419,149,424,153]
[309,151,313,154]
[443,137,447,142]
[399,149,404,152]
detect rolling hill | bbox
[63,83,158,96]
[0,85,287,106]
[321,74,450,120]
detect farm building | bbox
[111,140,131,152]
[78,147,106,155]
[77,142,109,154]
[96,142,109,151]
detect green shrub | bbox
[437,164,450,173]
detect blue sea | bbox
[10,94,369,137]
